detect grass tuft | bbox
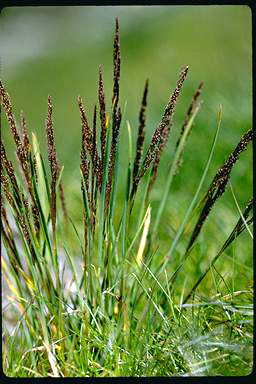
[1,18,252,377]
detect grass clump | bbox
[1,18,253,377]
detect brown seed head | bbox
[130,66,189,202]
[176,81,204,149]
[112,17,121,105]
[132,79,149,185]
[20,110,30,159]
[142,66,189,178]
[1,140,21,206]
[46,95,58,179]
[78,96,93,156]
[0,81,30,186]
[80,147,90,196]
[187,128,253,252]
[105,106,122,214]
[99,66,107,185]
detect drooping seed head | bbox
[187,128,253,252]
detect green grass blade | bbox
[132,272,168,325]
[229,181,253,239]
[183,198,253,304]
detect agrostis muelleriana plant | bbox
[1,17,253,377]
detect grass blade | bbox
[183,197,253,304]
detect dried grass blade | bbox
[136,206,151,267]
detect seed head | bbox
[187,128,253,252]
[132,79,149,185]
[112,17,121,105]
[99,66,107,186]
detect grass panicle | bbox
[0,81,27,176]
[78,95,101,193]
[1,142,40,249]
[46,95,58,243]
[1,156,35,260]
[104,18,122,215]
[105,105,122,215]
[78,95,93,156]
[148,82,204,199]
[0,83,41,236]
[92,104,98,186]
[176,81,204,150]
[91,104,98,231]
[80,139,90,197]
[112,17,120,105]
[171,81,204,177]
[1,140,22,208]
[130,65,189,203]
[20,110,30,161]
[186,127,253,252]
[98,65,107,188]
[1,167,18,216]
[132,79,149,186]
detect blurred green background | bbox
[1,6,252,269]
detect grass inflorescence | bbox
[1,18,253,377]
